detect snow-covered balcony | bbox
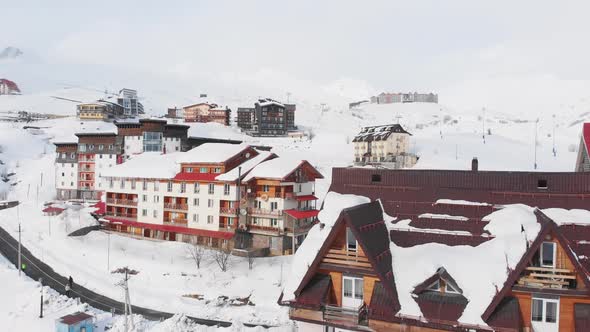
[517,266,577,290]
[322,304,368,329]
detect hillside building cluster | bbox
[182,102,231,125]
[0,78,21,95]
[76,88,143,121]
[281,166,590,332]
[237,98,298,137]
[370,92,438,104]
[353,124,417,169]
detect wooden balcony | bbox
[323,249,372,269]
[323,304,368,328]
[105,212,137,220]
[107,198,138,207]
[163,202,188,211]
[517,266,577,289]
[249,224,280,233]
[248,208,283,217]
[220,207,237,216]
[163,218,188,226]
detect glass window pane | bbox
[347,228,357,251]
[545,302,557,323]
[428,280,440,291]
[532,299,543,322]
[542,242,555,266]
[354,279,364,299]
[343,279,353,298]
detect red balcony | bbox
[220,207,237,215]
[164,218,188,226]
[164,202,188,211]
[106,198,138,207]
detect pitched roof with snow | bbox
[352,124,411,142]
[0,78,21,92]
[256,98,285,108]
[243,158,322,182]
[176,143,252,164]
[215,151,275,181]
[101,152,179,179]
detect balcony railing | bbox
[248,224,280,233]
[164,218,188,226]
[517,266,577,289]
[107,198,138,206]
[164,202,188,211]
[248,208,283,217]
[323,248,372,269]
[105,212,137,219]
[323,304,368,327]
[220,207,237,215]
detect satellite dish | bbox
[240,208,247,216]
[245,152,251,158]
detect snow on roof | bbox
[243,157,306,181]
[418,213,470,222]
[282,192,371,301]
[393,218,474,236]
[389,204,541,326]
[176,143,250,164]
[215,151,273,182]
[541,208,590,226]
[257,98,284,108]
[435,199,491,206]
[101,152,179,179]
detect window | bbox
[541,242,556,267]
[131,180,136,189]
[270,202,278,211]
[62,172,65,176]
[120,179,125,189]
[193,214,198,222]
[193,198,199,206]
[180,182,186,193]
[343,278,353,298]
[208,199,214,208]
[354,279,363,299]
[143,132,163,152]
[252,217,258,225]
[167,181,173,192]
[142,181,147,190]
[371,174,381,182]
[427,280,440,291]
[346,228,357,252]
[297,184,302,192]
[153,210,158,218]
[224,184,230,195]
[186,167,193,173]
[109,144,114,150]
[538,179,548,189]
[154,195,160,203]
[208,184,215,194]
[79,144,86,152]
[271,218,278,227]
[194,183,200,193]
[142,195,147,202]
[214,167,221,173]
[207,215,214,224]
[154,181,159,191]
[109,179,113,188]
[200,167,208,173]
[142,209,147,216]
[262,185,270,192]
[98,144,104,151]
[89,144,95,151]
[532,297,559,324]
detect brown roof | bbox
[59,312,93,325]
[292,274,331,310]
[575,303,590,331]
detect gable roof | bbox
[243,158,323,182]
[413,267,463,295]
[176,143,253,164]
[352,124,411,142]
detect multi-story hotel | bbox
[237,98,297,136]
[98,143,323,255]
[183,102,231,125]
[53,119,189,200]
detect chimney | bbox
[471,157,478,171]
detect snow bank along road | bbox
[0,222,274,329]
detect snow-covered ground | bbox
[0,88,588,330]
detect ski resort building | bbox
[0,78,21,95]
[114,118,189,159]
[576,123,590,172]
[353,124,417,168]
[76,100,125,121]
[117,88,143,117]
[280,167,590,331]
[237,99,297,137]
[183,102,231,125]
[97,143,323,255]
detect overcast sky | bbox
[3,1,590,112]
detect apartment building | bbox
[98,143,323,255]
[353,124,416,168]
[115,118,189,159]
[183,102,231,125]
[54,142,80,200]
[76,132,122,200]
[237,98,297,137]
[76,100,125,121]
[117,88,143,117]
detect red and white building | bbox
[0,78,21,95]
[183,102,231,125]
[98,143,323,255]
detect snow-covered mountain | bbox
[0,47,23,60]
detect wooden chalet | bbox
[279,167,590,331]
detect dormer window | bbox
[346,227,357,252]
[426,278,460,294]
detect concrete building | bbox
[117,88,143,117]
[237,99,297,137]
[76,100,125,121]
[54,142,80,200]
[115,118,189,159]
[576,123,590,172]
[183,102,231,125]
[353,124,417,168]
[98,143,323,255]
[0,78,21,95]
[76,132,121,200]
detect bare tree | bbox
[213,247,231,272]
[186,239,205,269]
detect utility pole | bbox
[17,204,21,277]
[107,232,110,272]
[117,268,134,332]
[39,278,44,318]
[534,118,539,170]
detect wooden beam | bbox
[322,258,373,268]
[529,273,577,280]
[525,266,572,273]
[519,277,569,286]
[325,253,370,262]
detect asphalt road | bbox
[0,224,274,329]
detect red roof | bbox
[0,78,20,92]
[42,207,64,214]
[59,312,93,325]
[583,123,590,154]
[284,209,319,219]
[295,195,318,201]
[173,172,218,182]
[92,201,106,215]
[103,217,234,239]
